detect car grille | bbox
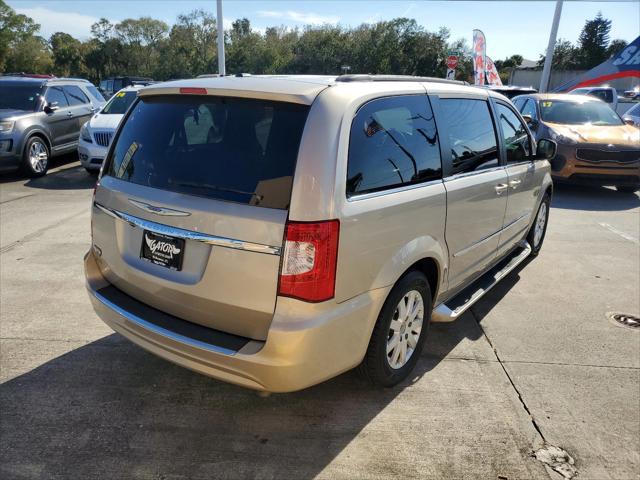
[576,148,640,163]
[93,131,114,147]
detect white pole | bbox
[216,0,226,76]
[540,0,563,92]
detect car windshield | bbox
[0,84,43,111]
[539,99,623,126]
[101,91,137,114]
[625,102,640,116]
[105,95,309,209]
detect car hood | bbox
[545,122,640,147]
[0,109,33,121]
[88,113,124,130]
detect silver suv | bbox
[85,75,556,392]
[0,76,105,177]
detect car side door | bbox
[433,95,509,291]
[493,100,540,257]
[63,85,94,142]
[43,85,73,148]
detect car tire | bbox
[358,271,432,388]
[527,193,550,256]
[616,185,639,193]
[21,136,50,178]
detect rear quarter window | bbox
[104,95,309,209]
[347,95,442,197]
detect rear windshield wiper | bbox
[172,181,264,203]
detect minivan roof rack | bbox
[336,74,467,86]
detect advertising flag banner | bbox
[485,56,503,86]
[554,36,640,92]
[473,29,486,86]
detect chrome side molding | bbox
[93,202,282,256]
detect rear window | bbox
[105,95,309,209]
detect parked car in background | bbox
[482,85,537,99]
[569,86,618,111]
[86,74,556,392]
[513,93,640,192]
[79,86,142,173]
[0,76,106,177]
[99,76,154,99]
[622,102,640,128]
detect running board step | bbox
[432,241,532,322]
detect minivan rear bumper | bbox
[85,249,389,392]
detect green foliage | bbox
[537,13,624,71]
[0,0,42,71]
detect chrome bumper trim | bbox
[91,287,238,356]
[94,202,282,256]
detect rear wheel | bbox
[616,185,639,193]
[358,271,431,388]
[527,193,550,256]
[21,137,49,177]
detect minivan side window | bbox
[496,103,532,164]
[45,86,69,107]
[439,98,499,175]
[347,95,441,197]
[64,85,90,106]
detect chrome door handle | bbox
[495,184,508,195]
[509,179,522,189]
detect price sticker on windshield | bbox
[542,101,553,107]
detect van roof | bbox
[138,74,479,105]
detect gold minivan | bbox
[86,75,555,392]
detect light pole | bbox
[217,0,226,76]
[540,0,563,92]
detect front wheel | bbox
[527,193,550,256]
[358,271,432,388]
[616,185,639,193]
[21,137,50,177]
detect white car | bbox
[78,86,142,172]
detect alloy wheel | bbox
[386,290,424,369]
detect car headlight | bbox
[0,120,15,133]
[549,129,577,145]
[80,123,93,143]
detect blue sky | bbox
[7,0,640,61]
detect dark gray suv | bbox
[0,76,105,177]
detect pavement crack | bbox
[0,208,86,255]
[0,193,37,205]
[469,307,580,479]
[468,307,547,442]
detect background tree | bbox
[0,0,42,71]
[50,32,84,77]
[577,12,611,68]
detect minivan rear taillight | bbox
[278,220,340,302]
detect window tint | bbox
[64,85,89,105]
[512,97,525,110]
[347,95,441,197]
[521,99,537,120]
[496,103,532,164]
[45,86,69,107]
[86,85,105,102]
[439,98,499,175]
[105,96,309,209]
[113,79,124,91]
[591,89,613,103]
[1,84,44,111]
[106,80,113,91]
[101,91,137,114]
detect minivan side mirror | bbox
[535,138,557,161]
[44,102,59,113]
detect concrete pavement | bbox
[1,160,638,479]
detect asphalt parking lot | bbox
[1,156,638,480]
